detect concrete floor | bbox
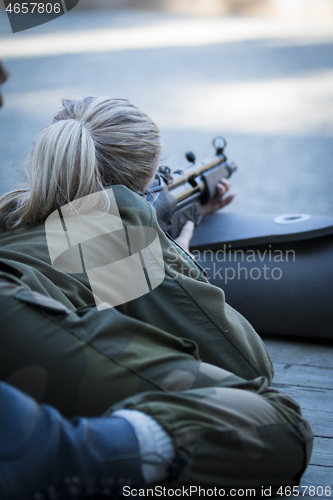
[0,9,333,216]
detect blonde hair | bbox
[0,97,162,228]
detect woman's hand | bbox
[174,179,235,253]
[201,179,235,216]
[174,220,195,254]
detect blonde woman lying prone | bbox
[0,97,313,491]
[0,96,270,382]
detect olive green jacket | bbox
[0,266,312,490]
[0,186,273,382]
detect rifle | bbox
[154,136,237,239]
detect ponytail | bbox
[0,97,162,228]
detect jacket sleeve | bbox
[0,382,143,500]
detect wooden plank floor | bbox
[262,335,333,498]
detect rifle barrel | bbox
[169,154,227,190]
